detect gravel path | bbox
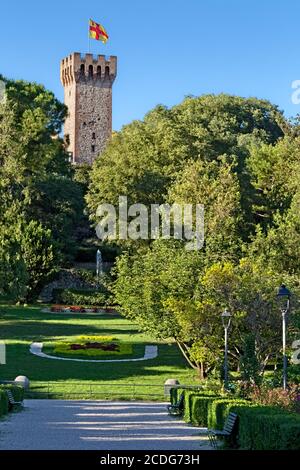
[0,400,212,450]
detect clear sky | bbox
[1,0,300,129]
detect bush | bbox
[248,383,299,412]
[224,403,300,450]
[52,288,108,306]
[189,395,220,426]
[0,385,24,415]
[0,389,8,417]
[207,398,249,429]
[170,386,203,405]
[2,384,24,402]
[182,389,220,423]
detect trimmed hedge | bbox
[189,395,220,426]
[0,385,24,415]
[170,386,203,405]
[53,288,108,306]
[183,390,220,423]
[1,384,24,402]
[225,404,300,450]
[208,398,249,429]
[0,389,8,417]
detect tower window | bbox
[80,64,85,75]
[92,132,96,139]
[88,64,93,78]
[91,145,95,152]
[105,66,110,77]
[97,65,101,78]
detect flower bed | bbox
[50,335,133,357]
[50,305,116,314]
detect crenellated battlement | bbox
[60,52,117,86]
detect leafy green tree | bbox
[114,244,299,378]
[18,220,57,300]
[168,158,242,262]
[87,94,286,242]
[0,77,83,296]
[0,225,27,300]
[239,334,262,386]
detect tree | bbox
[0,77,84,297]
[87,94,286,243]
[114,243,300,379]
[18,220,57,300]
[168,158,242,261]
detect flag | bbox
[89,19,109,44]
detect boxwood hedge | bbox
[0,384,24,415]
[225,404,300,450]
[208,398,250,429]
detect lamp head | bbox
[221,308,232,328]
[276,285,291,311]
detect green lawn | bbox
[0,304,200,400]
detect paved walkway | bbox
[0,400,212,450]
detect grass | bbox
[0,303,200,400]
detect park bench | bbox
[6,390,23,409]
[207,412,238,448]
[167,393,184,416]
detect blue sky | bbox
[1,0,300,129]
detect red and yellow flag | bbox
[89,19,109,44]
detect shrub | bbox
[207,398,249,429]
[224,403,300,450]
[0,385,23,415]
[189,395,220,426]
[0,389,8,417]
[170,386,203,405]
[183,389,220,423]
[2,384,24,402]
[53,288,108,306]
[248,384,299,412]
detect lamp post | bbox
[221,308,232,390]
[276,285,291,390]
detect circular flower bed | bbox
[49,335,133,357]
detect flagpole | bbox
[88,19,91,53]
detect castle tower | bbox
[60,52,117,164]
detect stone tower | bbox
[60,52,117,164]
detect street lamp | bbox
[221,308,232,390]
[276,284,291,390]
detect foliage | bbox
[207,398,249,429]
[19,220,57,300]
[188,395,220,426]
[52,288,109,306]
[0,77,84,298]
[0,384,25,402]
[115,243,299,377]
[87,94,286,248]
[239,334,262,386]
[225,404,300,449]
[248,384,299,412]
[0,389,9,417]
[0,385,24,416]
